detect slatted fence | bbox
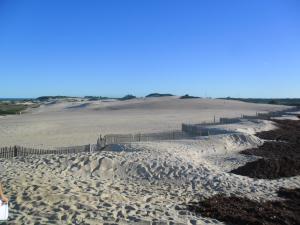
[181,108,299,136]
[0,144,95,159]
[1,107,298,158]
[98,130,191,145]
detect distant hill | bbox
[36,95,137,102]
[220,97,300,106]
[0,98,32,102]
[119,94,136,101]
[180,94,201,99]
[145,93,174,98]
[84,96,112,101]
[36,96,74,101]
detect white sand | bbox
[1,118,300,224]
[0,98,297,224]
[0,97,290,148]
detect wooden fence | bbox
[181,124,230,136]
[97,130,191,145]
[1,107,298,158]
[0,144,95,159]
[181,107,299,136]
[241,109,297,120]
[95,107,299,146]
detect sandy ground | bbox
[0,97,290,148]
[1,119,300,224]
[0,98,298,224]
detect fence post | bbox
[14,146,18,157]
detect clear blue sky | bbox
[0,0,299,98]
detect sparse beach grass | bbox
[0,102,27,115]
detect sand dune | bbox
[0,98,297,223]
[0,97,289,148]
[1,119,300,224]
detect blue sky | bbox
[0,0,299,98]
